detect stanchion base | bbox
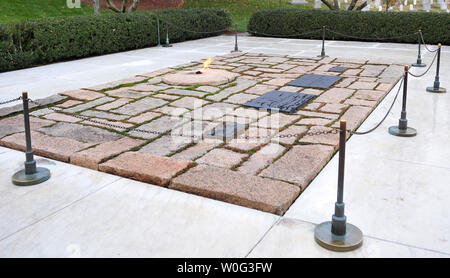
[388,126,417,137]
[411,63,426,67]
[426,87,446,93]
[162,44,172,48]
[317,55,329,58]
[314,221,363,252]
[12,167,51,186]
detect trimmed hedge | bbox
[248,9,450,45]
[0,8,231,72]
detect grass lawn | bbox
[0,0,96,23]
[182,0,314,32]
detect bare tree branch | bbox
[321,0,337,10]
[92,0,100,14]
[106,0,121,13]
[356,1,368,10]
[348,0,359,10]
[128,0,140,12]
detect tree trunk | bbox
[93,0,100,14]
[106,0,121,12]
[348,0,359,10]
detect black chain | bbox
[160,18,229,34]
[408,50,438,78]
[247,28,322,38]
[0,96,22,106]
[348,76,404,135]
[420,32,439,53]
[327,29,418,41]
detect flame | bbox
[202,58,214,71]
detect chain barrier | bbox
[420,32,439,53]
[0,96,22,106]
[247,28,322,38]
[348,76,404,135]
[327,29,418,42]
[408,50,438,78]
[160,18,229,35]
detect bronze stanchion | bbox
[314,120,363,252]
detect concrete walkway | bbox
[0,35,448,257]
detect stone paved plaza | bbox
[0,52,404,215]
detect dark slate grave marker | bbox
[328,66,347,73]
[288,74,342,89]
[207,121,247,140]
[243,90,315,114]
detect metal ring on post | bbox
[314,120,363,252]
[426,43,446,93]
[389,66,417,137]
[412,30,426,67]
[162,20,172,48]
[12,92,51,186]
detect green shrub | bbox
[248,9,450,45]
[0,8,231,72]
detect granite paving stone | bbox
[245,84,278,95]
[105,87,150,99]
[80,110,129,121]
[225,93,258,105]
[138,135,193,157]
[81,118,134,132]
[319,103,349,114]
[237,143,285,175]
[331,105,372,131]
[172,139,222,161]
[96,98,131,111]
[112,97,168,116]
[126,112,161,124]
[298,126,340,147]
[314,88,355,104]
[272,125,308,145]
[38,122,122,144]
[170,97,209,109]
[56,100,83,108]
[297,117,332,126]
[163,89,207,98]
[0,115,54,139]
[44,112,81,123]
[99,152,193,187]
[348,81,378,90]
[0,94,67,117]
[259,144,335,189]
[64,97,115,113]
[170,165,300,215]
[59,90,104,101]
[128,116,188,139]
[70,137,144,170]
[196,148,247,169]
[0,131,93,162]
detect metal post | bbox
[162,20,172,48]
[233,115,238,139]
[317,26,328,58]
[12,92,51,186]
[231,24,240,53]
[412,30,426,67]
[314,120,363,252]
[157,18,161,47]
[389,66,418,137]
[426,44,446,93]
[222,119,227,142]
